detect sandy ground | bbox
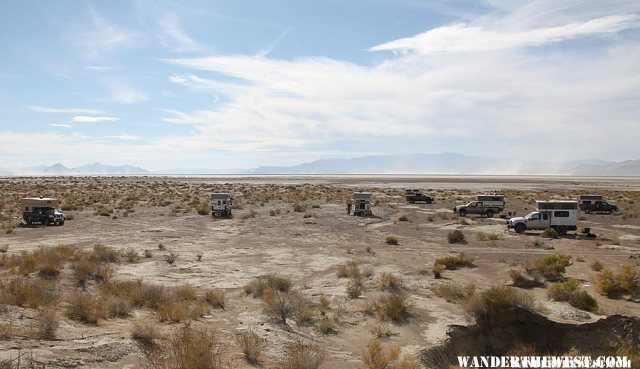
[0,176,639,368]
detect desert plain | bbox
[0,175,639,369]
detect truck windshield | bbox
[524,212,538,220]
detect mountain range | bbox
[1,154,639,176]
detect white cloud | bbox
[104,81,148,104]
[157,13,202,52]
[49,123,72,128]
[28,105,103,114]
[107,134,141,141]
[85,65,121,72]
[71,116,119,123]
[369,13,640,54]
[69,9,141,58]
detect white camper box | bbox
[353,192,372,217]
[477,194,505,208]
[210,193,232,217]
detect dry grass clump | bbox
[90,244,120,263]
[165,252,178,265]
[144,326,224,369]
[293,202,306,212]
[378,272,403,291]
[433,253,474,270]
[66,291,106,325]
[596,264,639,299]
[278,340,325,369]
[124,248,139,263]
[525,253,572,282]
[361,339,419,369]
[431,282,476,303]
[398,215,408,222]
[131,320,161,347]
[0,278,59,307]
[548,278,598,312]
[363,292,412,322]
[385,236,399,245]
[540,228,560,239]
[34,307,59,340]
[337,261,362,279]
[464,286,534,318]
[262,288,302,324]
[476,232,502,241]
[590,261,604,272]
[236,330,263,365]
[243,273,292,298]
[447,230,465,244]
[508,269,544,288]
[204,289,225,310]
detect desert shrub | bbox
[0,278,59,307]
[262,288,302,324]
[196,251,203,261]
[34,307,59,340]
[315,318,338,335]
[195,203,210,215]
[66,291,105,325]
[337,261,361,279]
[244,274,292,298]
[90,244,120,263]
[347,280,363,299]
[124,248,139,263]
[548,278,598,312]
[370,324,396,339]
[431,282,476,303]
[165,252,178,265]
[278,340,325,369]
[143,326,223,369]
[590,261,603,272]
[204,289,225,310]
[432,263,445,279]
[398,215,408,221]
[361,339,418,369]
[433,253,474,270]
[365,292,412,322]
[447,230,465,244]
[174,283,198,302]
[385,236,399,245]
[527,253,572,282]
[106,296,133,318]
[144,249,152,258]
[293,202,306,212]
[378,272,403,291]
[236,330,263,365]
[141,284,168,309]
[476,232,502,241]
[94,264,114,283]
[464,286,534,318]
[541,228,560,239]
[596,265,639,298]
[508,269,544,288]
[131,320,161,347]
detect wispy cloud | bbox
[68,8,141,58]
[107,134,141,141]
[49,123,72,128]
[85,65,121,72]
[369,13,640,54]
[28,105,103,114]
[104,80,148,104]
[71,116,119,123]
[157,12,202,52]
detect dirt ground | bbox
[1,175,639,368]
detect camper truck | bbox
[453,194,505,218]
[21,197,65,225]
[405,189,433,204]
[210,193,232,218]
[353,192,372,216]
[578,195,619,214]
[507,200,578,235]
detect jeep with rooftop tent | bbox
[21,197,65,226]
[405,189,433,204]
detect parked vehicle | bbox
[453,194,505,218]
[405,189,433,204]
[578,195,619,214]
[507,200,578,235]
[353,192,372,216]
[211,193,232,217]
[21,197,65,225]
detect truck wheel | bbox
[459,209,467,217]
[556,226,568,235]
[514,223,526,234]
[26,217,32,225]
[486,210,494,218]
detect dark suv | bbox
[406,193,433,204]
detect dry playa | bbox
[0,175,639,368]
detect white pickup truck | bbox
[507,200,578,235]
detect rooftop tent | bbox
[536,200,578,210]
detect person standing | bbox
[347,202,352,215]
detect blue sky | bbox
[1,0,639,171]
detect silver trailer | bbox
[353,192,372,216]
[211,193,232,218]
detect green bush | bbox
[548,278,598,312]
[464,286,533,317]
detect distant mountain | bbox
[0,162,150,175]
[250,153,640,176]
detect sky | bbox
[0,0,639,171]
